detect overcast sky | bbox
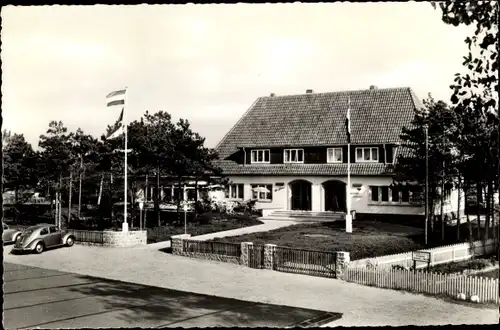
[1,3,472,149]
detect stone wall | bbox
[170,235,350,280]
[171,234,191,254]
[73,230,147,248]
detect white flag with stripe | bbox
[106,89,126,107]
[106,109,124,140]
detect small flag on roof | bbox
[345,97,351,143]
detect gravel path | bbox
[4,244,497,327]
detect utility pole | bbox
[424,124,429,246]
[78,154,83,219]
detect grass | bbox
[429,257,498,274]
[475,268,500,279]
[210,220,425,260]
[146,212,263,243]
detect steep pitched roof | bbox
[215,87,422,176]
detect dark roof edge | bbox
[408,87,424,111]
[214,97,261,151]
[258,86,413,99]
[237,142,402,149]
[220,173,395,177]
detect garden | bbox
[4,197,264,244]
[210,220,427,260]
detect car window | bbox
[40,228,49,235]
[49,226,59,234]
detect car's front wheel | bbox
[13,234,21,244]
[66,237,74,247]
[35,242,44,254]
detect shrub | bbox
[197,212,214,225]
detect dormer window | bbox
[284,149,304,163]
[251,149,270,163]
[355,147,378,163]
[327,148,343,163]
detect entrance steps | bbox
[262,210,345,222]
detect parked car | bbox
[2,222,23,244]
[11,224,75,254]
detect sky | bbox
[1,3,473,149]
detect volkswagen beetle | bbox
[12,224,75,254]
[2,222,23,244]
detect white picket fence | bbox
[344,267,499,304]
[349,239,497,269]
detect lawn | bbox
[210,220,425,260]
[429,257,498,274]
[146,212,263,243]
[475,268,500,279]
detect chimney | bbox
[369,85,378,90]
[270,93,276,97]
[306,89,314,94]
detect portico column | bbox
[311,183,321,212]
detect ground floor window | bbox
[251,184,273,201]
[370,185,422,205]
[225,184,244,199]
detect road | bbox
[3,262,341,329]
[3,244,498,327]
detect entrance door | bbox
[323,181,346,212]
[290,180,312,211]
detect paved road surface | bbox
[4,244,497,327]
[3,262,341,329]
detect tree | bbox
[3,133,38,201]
[396,96,461,243]
[38,121,74,222]
[433,1,499,240]
[128,111,176,226]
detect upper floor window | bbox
[225,184,244,199]
[327,148,343,163]
[251,149,270,164]
[284,149,304,163]
[356,147,378,162]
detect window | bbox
[381,186,389,202]
[327,148,343,163]
[409,186,423,204]
[40,228,49,236]
[284,149,304,163]
[49,226,58,234]
[370,186,379,202]
[225,184,244,199]
[251,184,273,201]
[355,147,378,162]
[251,149,270,163]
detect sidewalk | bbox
[4,244,497,327]
[144,219,297,250]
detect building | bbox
[214,86,463,217]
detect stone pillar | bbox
[264,244,277,270]
[240,242,253,267]
[335,251,350,280]
[170,234,191,255]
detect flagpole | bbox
[123,87,129,232]
[346,97,352,233]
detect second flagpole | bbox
[123,87,129,232]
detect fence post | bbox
[264,244,277,270]
[240,242,253,267]
[335,251,350,280]
[170,234,191,254]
